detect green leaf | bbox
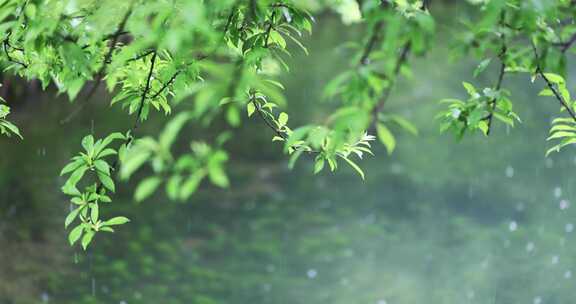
[547,131,576,140]
[278,112,289,127]
[81,230,94,250]
[478,120,489,135]
[100,227,114,233]
[159,112,191,150]
[68,224,84,245]
[208,166,229,188]
[180,171,206,200]
[62,166,88,193]
[376,123,396,154]
[104,216,130,226]
[97,148,117,158]
[93,160,110,175]
[0,120,22,139]
[81,135,95,155]
[539,89,554,97]
[94,132,124,156]
[340,156,365,180]
[543,73,565,85]
[166,175,182,200]
[134,176,162,202]
[65,207,81,228]
[60,158,85,176]
[247,102,256,117]
[313,158,325,174]
[474,58,492,77]
[120,149,151,180]
[90,204,99,223]
[389,115,418,135]
[462,82,477,96]
[270,30,286,48]
[97,171,115,192]
[226,106,240,127]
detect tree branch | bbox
[531,42,576,122]
[370,41,411,127]
[60,8,134,124]
[557,32,576,53]
[264,9,277,48]
[2,38,27,68]
[368,1,427,129]
[134,50,158,130]
[85,8,134,100]
[485,39,507,135]
[150,70,181,99]
[358,21,384,66]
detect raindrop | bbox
[533,296,542,304]
[40,292,50,303]
[376,300,387,304]
[319,200,332,209]
[71,18,81,28]
[554,187,562,198]
[363,213,376,224]
[565,223,574,233]
[509,221,518,232]
[564,270,572,279]
[526,242,535,252]
[340,277,349,286]
[560,200,570,210]
[262,283,272,292]
[551,255,559,265]
[281,7,292,23]
[186,218,192,232]
[37,147,46,156]
[343,248,355,257]
[451,108,461,118]
[545,158,554,168]
[467,290,475,300]
[266,264,275,273]
[516,202,525,212]
[306,269,317,279]
[119,301,127,304]
[390,163,404,174]
[505,166,514,178]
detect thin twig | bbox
[60,8,133,124]
[368,1,427,129]
[558,32,576,53]
[485,54,506,134]
[85,8,133,100]
[251,96,286,139]
[263,9,277,48]
[250,93,320,154]
[3,39,27,68]
[150,70,180,99]
[359,21,384,66]
[133,50,158,130]
[370,41,411,127]
[485,36,507,135]
[531,41,576,122]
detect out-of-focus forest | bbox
[2,1,576,303]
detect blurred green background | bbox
[2,3,576,304]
